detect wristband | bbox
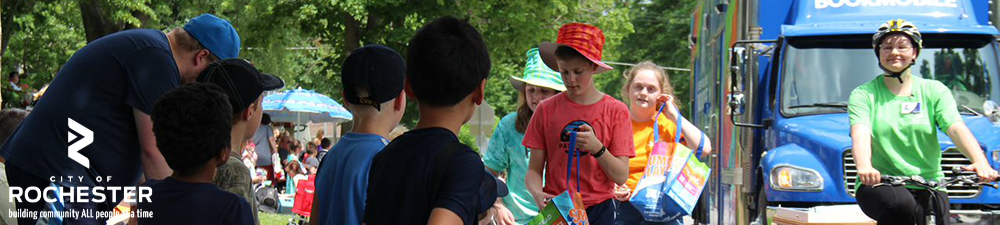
[592,146,607,158]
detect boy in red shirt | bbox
[523,23,635,224]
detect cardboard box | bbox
[771,205,875,225]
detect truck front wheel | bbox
[752,183,768,225]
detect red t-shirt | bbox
[522,93,635,207]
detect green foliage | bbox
[616,0,697,115]
[290,0,637,126]
[2,0,86,89]
[0,0,697,125]
[459,124,479,153]
[108,0,156,27]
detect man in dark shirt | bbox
[363,16,504,225]
[0,14,240,224]
[138,83,253,225]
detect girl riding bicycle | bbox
[848,19,1000,224]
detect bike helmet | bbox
[873,19,922,83]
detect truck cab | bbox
[691,0,1000,224]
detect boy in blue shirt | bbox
[309,44,407,225]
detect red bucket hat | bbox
[539,23,614,74]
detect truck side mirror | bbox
[729,40,777,129]
[716,2,728,14]
[984,100,1000,124]
[729,47,747,116]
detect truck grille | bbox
[843,148,980,198]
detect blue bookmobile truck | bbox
[689,0,1000,224]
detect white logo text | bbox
[816,0,959,9]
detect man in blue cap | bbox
[0,13,240,224]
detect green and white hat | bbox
[510,48,566,92]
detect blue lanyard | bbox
[567,131,581,192]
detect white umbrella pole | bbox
[297,113,301,141]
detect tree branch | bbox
[344,14,361,55]
[2,0,32,58]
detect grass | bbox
[259,211,298,225]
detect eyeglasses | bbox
[879,45,913,53]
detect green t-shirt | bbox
[483,113,540,224]
[848,75,962,190]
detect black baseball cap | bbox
[341,44,406,111]
[478,168,509,213]
[197,59,285,113]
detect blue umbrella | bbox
[262,88,352,124]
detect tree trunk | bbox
[1,0,5,110]
[1,0,31,58]
[78,0,123,42]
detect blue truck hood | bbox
[778,113,1000,153]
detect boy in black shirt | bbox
[138,83,254,225]
[363,16,505,225]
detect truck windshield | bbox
[781,42,1000,116]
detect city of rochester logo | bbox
[67,118,92,168]
[6,118,153,221]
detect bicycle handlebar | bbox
[870,167,997,225]
[878,167,999,189]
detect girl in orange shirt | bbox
[614,61,713,224]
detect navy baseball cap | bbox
[479,168,509,214]
[197,59,284,113]
[341,45,405,111]
[184,14,240,59]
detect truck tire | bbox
[753,184,768,225]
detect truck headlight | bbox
[771,166,823,191]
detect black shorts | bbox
[856,184,950,225]
[586,198,615,224]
